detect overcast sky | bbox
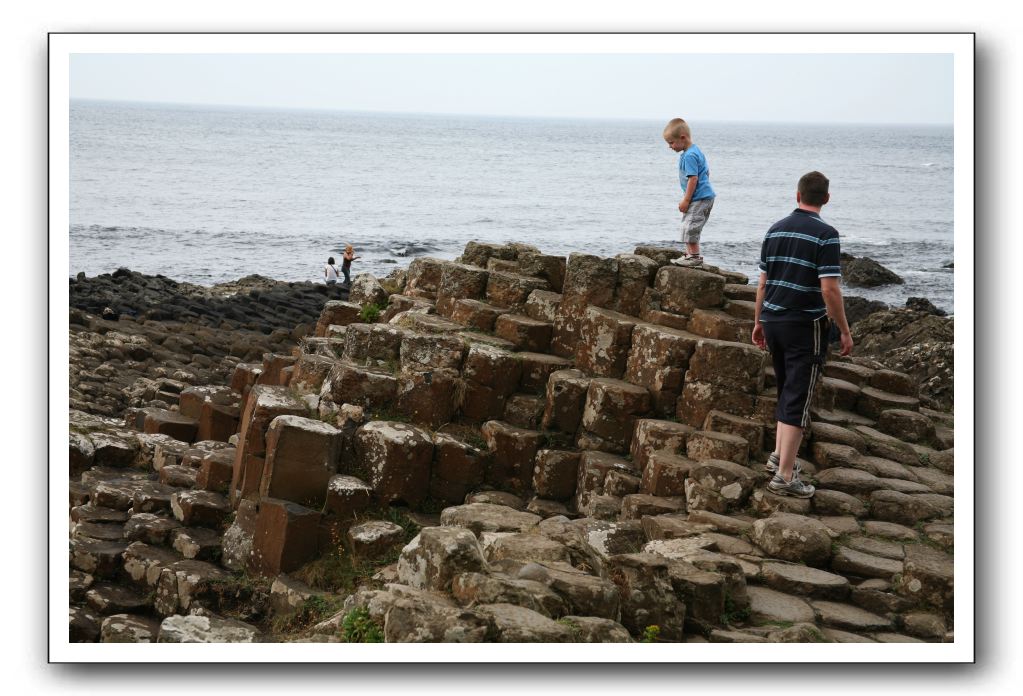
[70,53,953,125]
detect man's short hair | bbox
[663,118,691,139]
[798,171,830,206]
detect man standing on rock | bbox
[752,171,854,498]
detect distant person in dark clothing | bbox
[341,244,360,287]
[752,171,853,498]
[324,257,340,285]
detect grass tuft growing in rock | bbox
[720,593,751,627]
[556,617,583,641]
[270,594,347,635]
[359,303,385,323]
[341,607,384,643]
[641,625,661,643]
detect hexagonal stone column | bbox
[290,353,337,394]
[314,301,362,337]
[448,299,507,331]
[532,449,580,501]
[430,432,486,505]
[676,381,756,429]
[686,430,750,465]
[321,362,398,413]
[895,544,953,611]
[230,385,307,504]
[540,369,590,436]
[550,254,618,357]
[629,419,694,473]
[157,614,262,643]
[400,332,467,372]
[605,552,686,641]
[683,459,757,514]
[170,490,231,528]
[580,378,651,453]
[353,421,434,506]
[494,313,553,353]
[434,262,490,317]
[248,498,321,576]
[687,308,753,342]
[460,344,523,423]
[751,512,834,568]
[405,256,445,299]
[653,266,725,315]
[142,409,198,443]
[481,420,543,494]
[575,307,639,379]
[259,415,342,509]
[395,367,460,428]
[610,253,659,317]
[525,289,562,323]
[396,526,488,591]
[346,520,406,561]
[486,271,549,312]
[624,324,699,415]
[517,251,567,293]
[640,451,697,497]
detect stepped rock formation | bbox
[67,242,955,644]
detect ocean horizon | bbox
[69,99,955,312]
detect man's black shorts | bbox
[762,315,829,428]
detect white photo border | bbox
[49,31,973,664]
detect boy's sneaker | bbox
[767,473,815,499]
[672,254,704,267]
[764,453,802,475]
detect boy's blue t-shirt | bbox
[679,144,715,201]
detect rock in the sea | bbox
[905,297,947,316]
[840,253,904,287]
[843,295,889,326]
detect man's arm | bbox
[820,276,853,356]
[679,176,698,213]
[751,272,767,349]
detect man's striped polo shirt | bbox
[758,208,842,322]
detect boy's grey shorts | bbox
[681,197,715,244]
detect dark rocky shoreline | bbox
[70,268,348,332]
[69,266,954,416]
[69,270,349,418]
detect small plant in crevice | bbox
[720,593,751,627]
[341,606,384,643]
[359,303,383,323]
[270,594,346,635]
[557,617,583,641]
[640,625,661,643]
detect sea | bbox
[69,100,956,313]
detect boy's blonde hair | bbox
[345,244,354,253]
[663,118,691,139]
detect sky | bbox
[69,53,953,125]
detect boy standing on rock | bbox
[663,118,716,267]
[752,171,854,498]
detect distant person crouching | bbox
[324,257,341,285]
[342,244,360,287]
